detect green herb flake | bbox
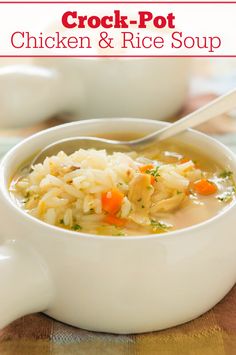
[150,219,172,233]
[217,195,231,202]
[113,232,125,236]
[219,171,233,179]
[146,185,153,190]
[217,188,235,203]
[23,192,30,204]
[146,166,160,181]
[59,219,64,225]
[72,224,82,231]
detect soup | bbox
[10,143,235,236]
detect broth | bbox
[9,140,235,236]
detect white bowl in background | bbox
[0,58,190,128]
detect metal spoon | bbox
[32,88,236,165]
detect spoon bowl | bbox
[32,137,133,165]
[32,88,236,166]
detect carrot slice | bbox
[193,179,217,195]
[101,188,124,214]
[104,215,127,227]
[179,157,199,169]
[149,174,156,185]
[138,164,154,174]
[179,158,190,164]
[139,165,156,185]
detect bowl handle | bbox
[0,240,53,329]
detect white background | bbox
[0,2,235,56]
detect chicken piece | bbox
[158,164,189,191]
[128,174,154,226]
[150,192,185,214]
[151,181,173,203]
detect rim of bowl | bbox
[1,117,236,241]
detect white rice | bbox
[12,148,204,234]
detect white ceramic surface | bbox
[0,118,235,334]
[0,58,190,128]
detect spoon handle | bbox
[131,88,236,147]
